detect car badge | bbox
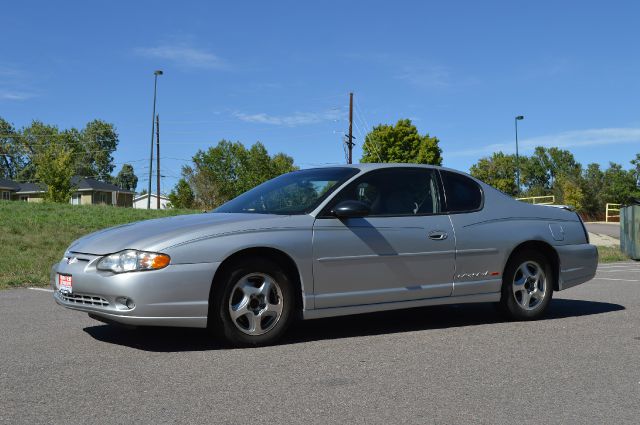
[65,257,78,265]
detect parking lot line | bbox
[593,277,640,282]
[596,268,640,273]
[598,264,640,270]
[28,287,53,293]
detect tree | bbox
[182,140,297,209]
[0,118,27,180]
[631,153,640,187]
[581,163,604,217]
[0,116,120,186]
[73,120,119,180]
[168,178,195,209]
[34,141,75,203]
[601,162,640,205]
[539,146,581,185]
[114,164,138,191]
[556,175,585,211]
[18,120,60,182]
[361,119,442,165]
[271,152,297,175]
[521,146,581,192]
[469,152,518,196]
[520,147,551,194]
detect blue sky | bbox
[1,0,639,193]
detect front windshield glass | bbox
[214,167,359,215]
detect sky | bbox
[1,0,639,194]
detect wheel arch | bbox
[504,240,560,291]
[208,247,305,322]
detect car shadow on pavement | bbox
[82,298,624,352]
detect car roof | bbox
[305,162,473,177]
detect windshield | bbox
[214,167,359,215]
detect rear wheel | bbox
[210,257,294,347]
[499,250,554,320]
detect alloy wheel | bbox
[228,272,283,336]
[512,260,547,311]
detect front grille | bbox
[59,292,109,307]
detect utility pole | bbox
[147,70,163,209]
[347,92,354,164]
[156,114,161,210]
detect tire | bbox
[499,250,554,320]
[209,257,295,347]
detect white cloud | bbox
[0,91,34,100]
[0,65,36,101]
[135,43,226,69]
[396,65,451,89]
[447,127,640,158]
[234,109,342,127]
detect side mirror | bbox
[331,200,371,218]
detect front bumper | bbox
[51,253,220,328]
[556,243,599,291]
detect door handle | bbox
[428,230,448,241]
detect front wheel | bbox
[210,258,294,347]
[499,250,554,320]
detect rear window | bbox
[441,170,483,212]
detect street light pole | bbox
[147,70,163,209]
[515,115,524,195]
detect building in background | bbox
[15,182,47,202]
[0,177,134,207]
[0,178,20,201]
[133,193,170,210]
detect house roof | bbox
[0,178,20,191]
[71,177,135,193]
[134,193,170,202]
[15,182,47,194]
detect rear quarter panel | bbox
[450,183,587,295]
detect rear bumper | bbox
[556,243,598,290]
[51,257,219,328]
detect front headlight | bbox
[96,250,170,273]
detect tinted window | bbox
[326,168,442,216]
[441,170,482,212]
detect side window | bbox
[441,170,483,212]
[327,168,442,216]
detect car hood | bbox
[67,213,298,255]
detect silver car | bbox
[51,164,598,346]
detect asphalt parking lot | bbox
[1,262,639,425]
[585,222,620,239]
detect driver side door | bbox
[311,168,456,309]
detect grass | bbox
[596,245,631,263]
[0,201,197,289]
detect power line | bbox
[354,99,383,162]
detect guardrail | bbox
[605,203,621,223]
[515,195,555,205]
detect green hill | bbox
[0,201,198,288]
